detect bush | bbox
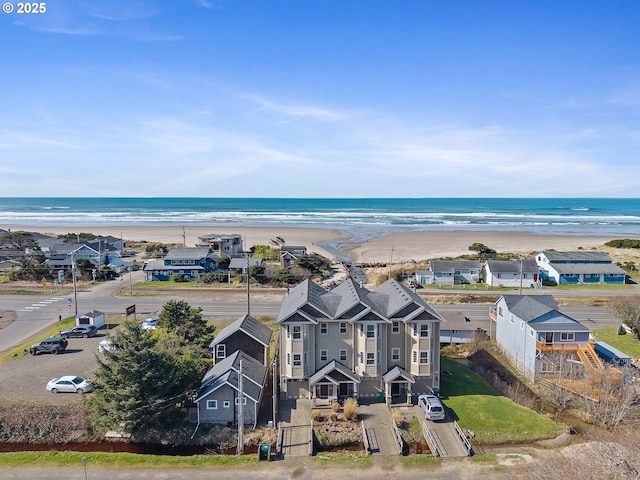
[343,398,358,421]
[311,409,322,422]
[605,239,640,249]
[330,401,341,414]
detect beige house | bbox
[277,278,444,404]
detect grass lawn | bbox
[592,328,640,357]
[440,356,563,444]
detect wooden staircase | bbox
[576,342,604,372]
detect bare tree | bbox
[613,295,640,339]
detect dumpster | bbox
[258,443,271,461]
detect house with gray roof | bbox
[428,260,481,286]
[209,314,273,366]
[277,277,444,404]
[483,259,540,288]
[196,233,243,257]
[492,295,601,382]
[193,351,267,427]
[143,247,218,281]
[228,257,263,273]
[535,251,626,285]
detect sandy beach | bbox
[3,224,627,264]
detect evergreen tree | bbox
[158,299,216,349]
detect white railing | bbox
[391,420,404,454]
[453,420,473,456]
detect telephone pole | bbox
[237,358,244,455]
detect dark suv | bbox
[29,337,68,355]
[60,325,97,339]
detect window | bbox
[412,324,418,336]
[366,352,375,365]
[235,397,247,405]
[392,321,400,334]
[366,324,375,338]
[320,349,328,362]
[510,314,515,324]
[339,322,347,334]
[320,323,328,335]
[287,353,291,365]
[206,400,217,410]
[216,344,226,358]
[498,306,503,316]
[223,401,231,408]
[286,326,290,338]
[412,350,417,363]
[292,326,301,339]
[520,320,524,330]
[391,348,400,361]
[561,332,575,341]
[420,324,429,337]
[359,351,364,363]
[420,351,429,364]
[293,354,301,366]
[339,349,347,362]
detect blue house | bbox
[143,247,218,281]
[535,251,626,285]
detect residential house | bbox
[535,251,626,285]
[193,351,267,427]
[143,247,218,281]
[483,259,540,288]
[413,269,433,285]
[439,310,489,344]
[0,257,20,274]
[228,257,264,274]
[210,314,273,366]
[427,260,481,286]
[196,234,243,257]
[491,295,600,382]
[280,246,307,269]
[277,278,444,404]
[45,244,101,271]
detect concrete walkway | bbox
[359,401,400,455]
[279,399,312,457]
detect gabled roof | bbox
[430,260,481,273]
[228,257,263,269]
[500,295,558,322]
[309,360,360,386]
[210,314,272,348]
[276,279,330,324]
[539,251,614,262]
[49,243,99,255]
[382,365,415,384]
[165,247,215,261]
[485,259,539,274]
[196,351,267,403]
[528,310,590,332]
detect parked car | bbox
[60,325,98,339]
[418,394,446,421]
[46,376,92,394]
[141,317,158,331]
[29,337,68,355]
[98,338,113,353]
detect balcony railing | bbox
[536,339,589,353]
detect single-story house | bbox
[428,260,481,285]
[210,314,273,366]
[193,350,267,427]
[438,309,490,344]
[535,251,626,285]
[228,257,264,274]
[483,259,540,288]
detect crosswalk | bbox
[18,297,65,312]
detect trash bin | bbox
[378,392,385,403]
[258,443,271,461]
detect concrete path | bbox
[418,407,470,458]
[279,399,312,457]
[360,401,400,455]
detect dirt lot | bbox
[0,327,117,403]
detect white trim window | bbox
[419,351,429,364]
[223,401,231,408]
[392,321,400,334]
[366,352,375,365]
[366,324,375,338]
[561,332,575,341]
[412,350,417,364]
[320,349,328,362]
[391,348,400,362]
[293,354,301,366]
[216,344,226,358]
[339,349,347,362]
[292,325,301,339]
[339,322,347,334]
[420,324,429,337]
[320,323,328,335]
[206,399,218,410]
[235,397,247,405]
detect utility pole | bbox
[72,252,78,317]
[519,257,524,295]
[182,227,186,247]
[237,358,244,455]
[272,360,277,428]
[389,246,394,280]
[246,250,251,316]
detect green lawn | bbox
[592,328,640,358]
[440,357,563,444]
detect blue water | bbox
[1,198,640,241]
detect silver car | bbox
[46,376,93,394]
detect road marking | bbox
[23,306,39,310]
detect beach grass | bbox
[440,357,563,444]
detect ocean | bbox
[1,197,640,242]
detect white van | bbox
[418,394,445,421]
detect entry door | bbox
[545,332,553,344]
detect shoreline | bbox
[3,224,627,264]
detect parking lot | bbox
[0,326,119,403]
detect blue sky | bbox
[1,0,639,197]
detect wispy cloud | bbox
[235,92,348,122]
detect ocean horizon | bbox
[1,197,640,242]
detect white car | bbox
[98,338,113,353]
[418,394,446,421]
[141,317,158,331]
[46,376,93,394]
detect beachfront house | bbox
[143,247,218,281]
[483,259,540,288]
[491,295,600,382]
[280,245,307,269]
[535,251,626,285]
[196,234,244,257]
[45,244,102,271]
[209,314,272,366]
[277,278,444,405]
[428,260,481,286]
[193,351,267,427]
